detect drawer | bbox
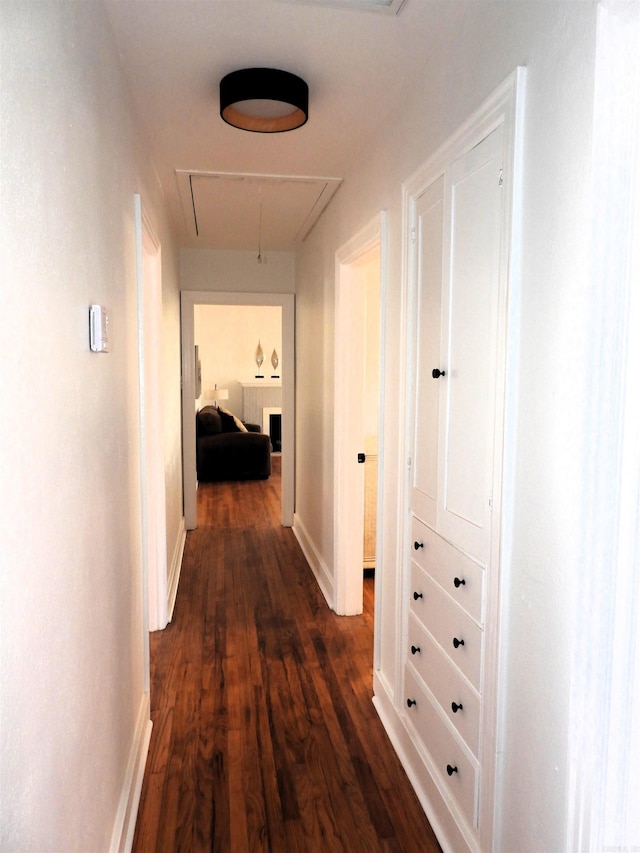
[404,664,479,829]
[410,561,483,690]
[410,516,485,623]
[408,611,481,756]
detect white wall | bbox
[194,305,282,417]
[181,248,295,295]
[0,3,181,850]
[293,2,612,850]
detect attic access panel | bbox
[176,171,342,250]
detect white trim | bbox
[279,0,407,15]
[166,516,186,624]
[402,72,521,203]
[109,693,152,853]
[181,291,295,529]
[373,213,389,670]
[292,512,334,607]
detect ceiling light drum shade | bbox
[220,68,308,133]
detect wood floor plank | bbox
[132,458,441,852]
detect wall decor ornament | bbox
[255,340,264,378]
[271,349,280,378]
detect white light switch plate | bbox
[89,304,109,352]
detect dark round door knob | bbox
[410,645,421,655]
[446,764,458,776]
[432,368,446,379]
[413,591,423,601]
[413,541,424,550]
[453,637,465,649]
[407,698,417,708]
[451,702,463,713]
[453,577,466,588]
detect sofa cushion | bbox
[218,408,242,432]
[197,406,222,435]
[219,405,248,433]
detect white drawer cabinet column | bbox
[396,71,524,853]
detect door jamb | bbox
[334,212,387,632]
[134,196,168,640]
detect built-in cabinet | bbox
[386,73,523,852]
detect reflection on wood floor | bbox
[133,456,441,852]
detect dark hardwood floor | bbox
[133,457,441,852]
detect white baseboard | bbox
[167,516,186,622]
[292,513,334,609]
[109,693,153,853]
[372,673,473,853]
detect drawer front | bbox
[408,611,481,757]
[410,561,483,690]
[404,664,479,828]
[411,516,485,623]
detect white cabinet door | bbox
[437,126,504,563]
[410,175,445,528]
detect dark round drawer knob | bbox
[451,702,463,713]
[432,368,446,379]
[407,698,417,708]
[453,637,465,649]
[413,591,423,601]
[453,577,466,588]
[446,764,458,776]
[410,645,421,655]
[413,541,424,550]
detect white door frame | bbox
[134,195,169,639]
[333,212,387,622]
[181,291,295,529]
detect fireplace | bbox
[262,407,282,453]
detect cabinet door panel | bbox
[438,126,504,562]
[411,175,445,528]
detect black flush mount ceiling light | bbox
[219,68,309,133]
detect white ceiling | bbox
[104,0,455,252]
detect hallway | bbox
[133,460,441,852]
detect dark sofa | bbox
[196,405,271,481]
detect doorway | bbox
[181,291,295,530]
[333,213,386,618]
